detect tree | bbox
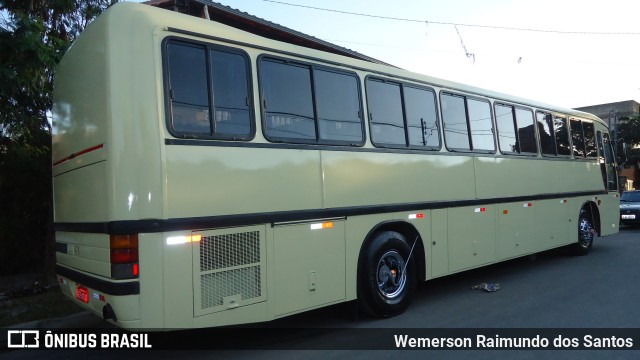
[617,114,640,147]
[0,0,117,276]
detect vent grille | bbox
[201,267,261,309]
[200,231,260,271]
[196,229,264,312]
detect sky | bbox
[137,0,640,109]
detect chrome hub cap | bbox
[376,250,407,299]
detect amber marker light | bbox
[166,234,202,245]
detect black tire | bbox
[358,231,416,317]
[574,209,595,255]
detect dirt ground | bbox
[0,273,83,327]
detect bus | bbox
[52,2,620,329]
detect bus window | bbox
[554,116,571,156]
[261,58,364,145]
[583,122,597,158]
[404,86,440,149]
[537,112,556,156]
[366,78,441,150]
[366,79,405,146]
[496,104,537,155]
[467,98,495,152]
[167,42,210,135]
[441,93,495,152]
[441,93,470,151]
[166,41,252,139]
[515,108,537,154]
[315,70,363,143]
[495,104,517,154]
[210,50,252,137]
[570,119,586,158]
[261,60,315,141]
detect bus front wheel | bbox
[358,231,416,317]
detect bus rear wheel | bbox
[358,231,415,317]
[573,210,595,255]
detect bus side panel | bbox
[534,198,571,250]
[496,201,535,260]
[138,233,164,328]
[599,192,620,236]
[447,205,496,272]
[321,151,475,209]
[55,232,110,278]
[163,230,194,328]
[53,161,109,223]
[430,209,449,278]
[271,220,345,317]
[164,146,323,219]
[52,18,109,166]
[475,157,604,199]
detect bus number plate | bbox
[75,286,89,303]
[622,215,636,219]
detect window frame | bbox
[440,91,496,154]
[258,55,365,146]
[162,37,255,141]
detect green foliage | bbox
[617,114,640,148]
[0,0,117,275]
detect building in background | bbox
[575,100,640,122]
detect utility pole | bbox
[609,108,618,157]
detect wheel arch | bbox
[580,200,601,236]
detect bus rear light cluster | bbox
[110,234,139,279]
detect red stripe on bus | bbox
[53,144,104,166]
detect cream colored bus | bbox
[52,2,620,329]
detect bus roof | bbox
[144,0,395,66]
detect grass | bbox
[0,289,83,327]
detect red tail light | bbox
[110,234,139,279]
[110,248,139,264]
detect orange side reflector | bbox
[311,222,334,230]
[503,210,509,214]
[167,234,202,245]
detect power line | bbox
[261,0,640,35]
